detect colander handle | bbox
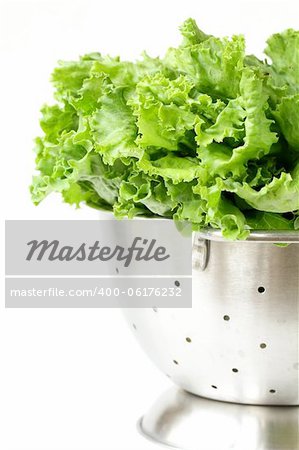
[192,236,210,271]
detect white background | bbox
[1,0,298,449]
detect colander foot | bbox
[137,387,299,450]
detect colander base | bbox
[138,387,299,450]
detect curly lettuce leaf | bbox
[179,18,210,46]
[221,163,299,213]
[245,211,296,230]
[194,180,249,240]
[265,29,299,96]
[195,98,245,147]
[137,151,203,183]
[165,33,245,99]
[165,180,206,224]
[272,94,299,150]
[195,69,278,178]
[116,173,175,217]
[129,74,197,151]
[90,87,141,165]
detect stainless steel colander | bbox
[123,229,299,406]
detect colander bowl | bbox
[123,229,299,406]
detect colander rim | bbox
[196,228,299,243]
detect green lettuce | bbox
[31,19,299,239]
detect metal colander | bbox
[123,230,299,406]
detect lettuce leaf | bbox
[265,29,299,96]
[221,163,299,213]
[90,87,141,165]
[272,94,299,150]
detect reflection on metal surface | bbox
[139,387,299,450]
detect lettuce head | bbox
[31,19,299,239]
